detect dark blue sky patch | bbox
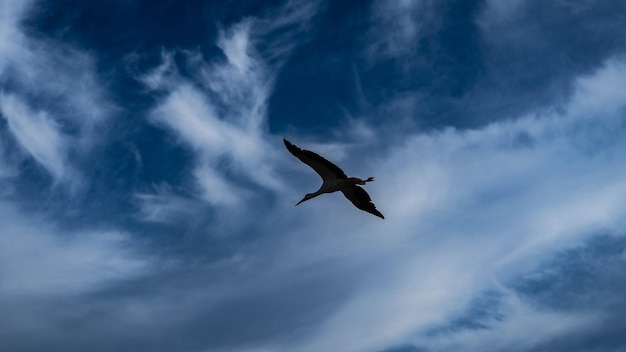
[267,1,369,134]
[27,1,216,54]
[268,0,488,133]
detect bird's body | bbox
[283,139,384,219]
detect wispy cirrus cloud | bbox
[0,206,148,298]
[0,0,29,72]
[0,201,151,351]
[419,293,600,352]
[366,0,436,61]
[0,0,115,186]
[140,3,321,209]
[134,183,205,224]
[0,94,70,181]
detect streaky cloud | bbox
[0,202,149,298]
[0,0,31,73]
[366,0,435,61]
[0,0,115,187]
[0,94,71,182]
[419,291,599,352]
[141,5,322,209]
[134,184,206,224]
[218,20,253,73]
[569,56,626,116]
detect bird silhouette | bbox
[284,139,384,219]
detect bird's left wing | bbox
[284,139,347,180]
[341,185,384,219]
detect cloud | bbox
[569,56,626,116]
[253,0,323,67]
[0,200,152,352]
[406,234,626,352]
[469,0,626,126]
[0,203,148,298]
[218,20,253,73]
[420,293,600,352]
[134,183,205,224]
[140,6,323,209]
[0,94,70,181]
[357,0,626,132]
[366,0,436,61]
[0,0,30,73]
[0,0,115,186]
[147,79,275,206]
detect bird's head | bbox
[296,193,316,206]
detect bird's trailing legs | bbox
[349,177,375,185]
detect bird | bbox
[283,138,384,219]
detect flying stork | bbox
[284,139,384,219]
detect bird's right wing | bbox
[341,185,384,219]
[284,139,347,180]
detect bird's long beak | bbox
[295,195,309,206]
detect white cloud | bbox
[366,0,437,61]
[148,80,278,206]
[137,0,324,211]
[0,0,31,73]
[568,56,626,117]
[0,203,148,298]
[218,21,253,73]
[0,0,115,185]
[134,184,203,224]
[139,49,178,90]
[194,165,244,206]
[253,0,323,67]
[0,94,71,181]
[143,19,291,208]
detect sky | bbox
[1,0,626,351]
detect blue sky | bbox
[1,0,626,351]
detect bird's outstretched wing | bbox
[283,139,347,180]
[341,185,384,219]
